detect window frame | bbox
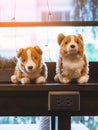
[0,21,98,27]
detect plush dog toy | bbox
[11,46,47,84]
[54,33,89,84]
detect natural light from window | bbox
[0,0,98,22]
[0,0,98,61]
[0,26,98,61]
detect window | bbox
[0,0,98,61]
[71,116,98,130]
[0,116,39,130]
[0,26,98,61]
[0,116,51,130]
[0,0,98,22]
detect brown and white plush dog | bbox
[11,46,47,84]
[54,33,89,84]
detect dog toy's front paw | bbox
[35,76,46,84]
[21,77,30,84]
[59,77,70,84]
[77,75,89,84]
[54,74,59,82]
[11,75,19,84]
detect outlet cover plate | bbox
[48,91,80,111]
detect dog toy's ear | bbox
[77,34,83,41]
[34,45,42,55]
[17,48,24,58]
[57,33,65,45]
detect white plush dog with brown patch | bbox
[11,46,47,84]
[54,33,89,84]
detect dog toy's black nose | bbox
[70,45,75,48]
[28,66,33,69]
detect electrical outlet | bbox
[48,91,80,111]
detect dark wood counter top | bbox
[0,83,97,116]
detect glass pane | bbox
[0,26,98,62]
[71,116,98,130]
[0,0,98,22]
[0,116,51,130]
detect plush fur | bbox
[11,46,47,84]
[54,33,89,84]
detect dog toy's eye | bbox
[76,41,79,44]
[65,42,68,44]
[22,58,25,62]
[34,56,37,60]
